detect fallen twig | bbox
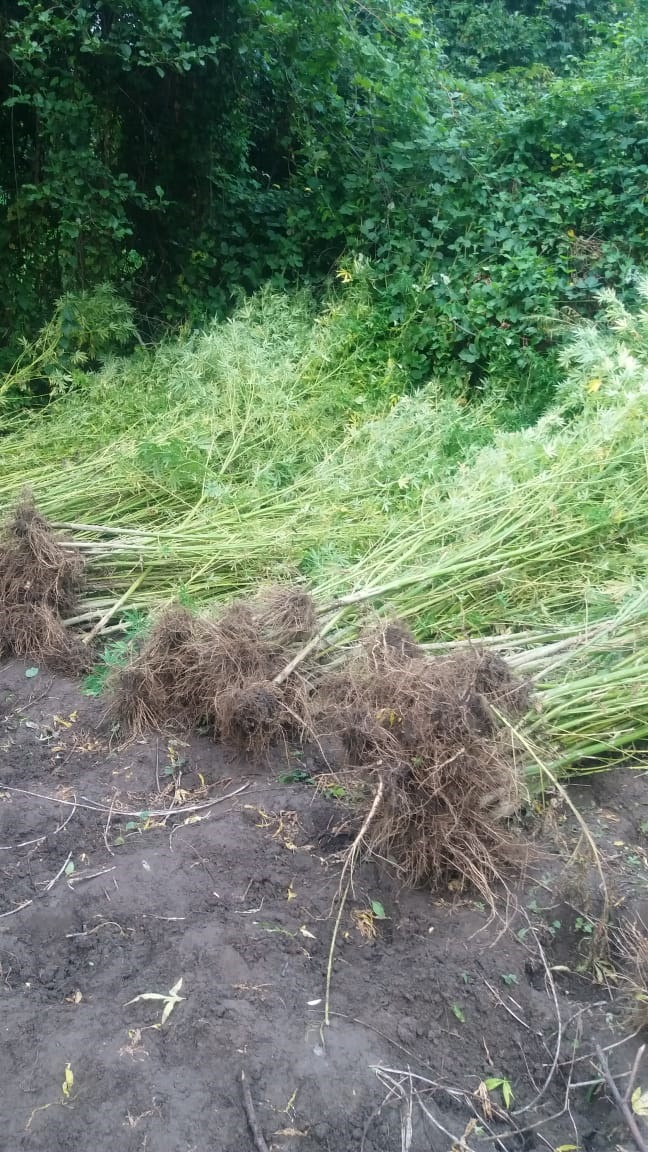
[594,1044,648,1152]
[324,775,385,1026]
[67,865,116,886]
[625,1045,647,1105]
[511,926,562,1117]
[240,1069,270,1152]
[0,780,249,817]
[0,835,46,852]
[43,850,73,892]
[103,793,117,857]
[272,607,347,686]
[0,899,33,918]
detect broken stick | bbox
[594,1044,648,1152]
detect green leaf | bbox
[25,667,39,678]
[64,860,75,876]
[484,1077,514,1108]
[371,900,386,920]
[451,1003,465,1023]
[484,1078,503,1091]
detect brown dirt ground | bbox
[1,657,647,1152]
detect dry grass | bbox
[614,917,648,1030]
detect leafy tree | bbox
[0,0,646,412]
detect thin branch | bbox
[511,927,562,1117]
[272,608,347,686]
[594,1044,648,1152]
[324,775,385,1026]
[625,1045,646,1104]
[0,780,249,817]
[0,899,33,919]
[43,850,73,892]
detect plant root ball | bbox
[0,495,84,614]
[216,680,284,752]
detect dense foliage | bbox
[1,0,646,407]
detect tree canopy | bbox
[1,0,646,399]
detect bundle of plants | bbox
[0,496,90,673]
[108,586,318,751]
[317,625,531,898]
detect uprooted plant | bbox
[0,494,90,673]
[316,626,530,896]
[106,587,320,750]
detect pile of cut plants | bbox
[0,281,647,897]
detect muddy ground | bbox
[1,657,647,1152]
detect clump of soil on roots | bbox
[110,602,531,901]
[0,496,90,673]
[318,636,531,899]
[108,588,318,748]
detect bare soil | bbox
[1,658,647,1152]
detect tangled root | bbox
[108,603,529,898]
[365,620,424,664]
[108,589,315,737]
[216,680,285,751]
[254,585,318,644]
[614,916,648,1029]
[0,496,84,613]
[0,496,87,672]
[0,605,91,675]
[106,665,173,734]
[317,639,528,897]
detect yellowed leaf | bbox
[631,1086,648,1116]
[61,1063,74,1098]
[475,1081,492,1120]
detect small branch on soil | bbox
[375,1068,478,1152]
[594,1044,648,1152]
[0,781,250,818]
[492,710,610,930]
[324,775,385,1027]
[103,793,117,857]
[0,835,46,852]
[625,1045,646,1105]
[511,927,562,1117]
[43,850,73,892]
[0,899,33,918]
[67,866,116,886]
[240,1069,270,1152]
[483,978,534,1032]
[55,796,77,834]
